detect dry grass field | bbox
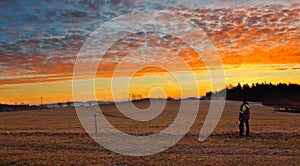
[0,100,299,165]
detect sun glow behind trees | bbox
[0,1,299,104]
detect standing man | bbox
[239,99,250,137]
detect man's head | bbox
[242,98,247,103]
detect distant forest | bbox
[0,103,41,112]
[211,82,300,112]
[1,82,299,112]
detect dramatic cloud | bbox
[0,0,299,85]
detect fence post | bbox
[94,114,98,134]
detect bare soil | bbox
[0,100,299,165]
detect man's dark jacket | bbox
[239,103,250,120]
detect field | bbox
[1,100,299,165]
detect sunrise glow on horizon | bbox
[0,1,299,105]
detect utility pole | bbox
[40,97,43,106]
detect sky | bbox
[0,0,299,104]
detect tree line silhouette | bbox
[1,82,299,112]
[0,103,41,112]
[212,82,300,112]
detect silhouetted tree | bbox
[213,82,300,109]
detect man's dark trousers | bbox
[239,119,250,136]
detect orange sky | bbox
[0,2,299,104]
